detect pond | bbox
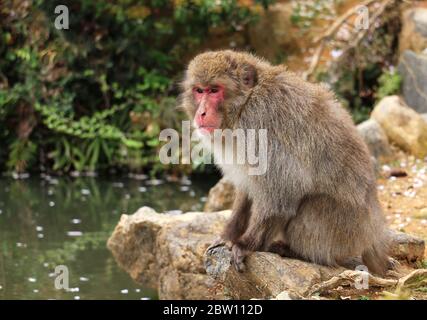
[0,174,218,300]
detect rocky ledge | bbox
[107,207,426,300]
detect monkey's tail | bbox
[361,235,390,276]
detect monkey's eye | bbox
[210,87,219,94]
[194,87,204,94]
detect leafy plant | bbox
[0,0,270,174]
[376,69,402,101]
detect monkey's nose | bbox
[201,111,206,117]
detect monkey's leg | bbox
[223,190,252,242]
[206,190,252,253]
[232,211,282,272]
[268,241,302,259]
[284,194,390,275]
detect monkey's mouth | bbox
[197,125,218,133]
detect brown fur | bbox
[180,50,390,275]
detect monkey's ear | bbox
[241,63,257,88]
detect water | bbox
[0,174,217,300]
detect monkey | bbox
[179,50,390,275]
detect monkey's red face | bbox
[192,84,225,134]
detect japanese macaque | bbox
[179,50,390,275]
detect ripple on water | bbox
[66,231,83,237]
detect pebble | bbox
[388,168,408,178]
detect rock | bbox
[204,178,235,212]
[357,119,392,162]
[399,8,427,54]
[248,3,299,61]
[107,207,230,299]
[389,230,426,265]
[108,207,425,299]
[414,207,427,219]
[204,245,343,299]
[398,50,427,113]
[274,291,294,300]
[371,95,427,158]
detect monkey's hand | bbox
[231,244,248,273]
[206,236,232,255]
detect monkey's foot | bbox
[231,244,248,273]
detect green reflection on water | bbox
[0,175,216,300]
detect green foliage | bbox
[0,0,266,174]
[7,139,37,172]
[376,69,402,101]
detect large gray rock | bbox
[357,119,392,162]
[398,50,427,113]
[399,8,427,54]
[107,207,425,300]
[371,95,427,158]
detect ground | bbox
[378,148,427,258]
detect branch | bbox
[303,0,396,80]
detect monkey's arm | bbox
[222,190,252,242]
